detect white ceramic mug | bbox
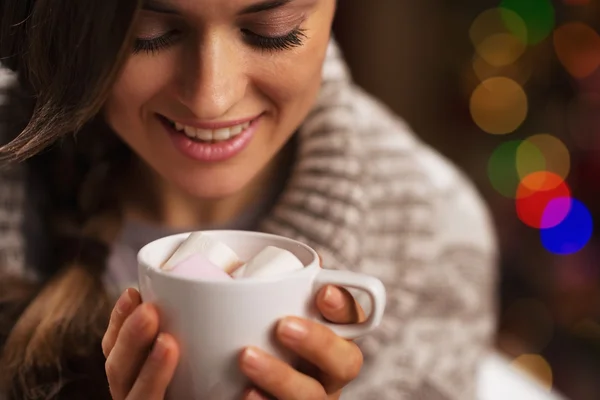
[138,230,386,400]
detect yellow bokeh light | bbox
[472,54,533,85]
[470,8,528,67]
[470,77,528,134]
[515,141,546,181]
[477,33,527,67]
[511,354,553,391]
[518,134,571,181]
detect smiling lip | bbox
[167,115,259,130]
[158,114,260,163]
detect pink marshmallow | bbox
[169,253,233,281]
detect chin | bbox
[171,170,256,200]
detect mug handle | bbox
[312,269,386,339]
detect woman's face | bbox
[105,0,335,199]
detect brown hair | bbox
[0,0,142,398]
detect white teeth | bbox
[213,128,231,141]
[169,118,251,142]
[184,125,197,138]
[196,129,212,141]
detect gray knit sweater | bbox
[0,40,498,399]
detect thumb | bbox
[316,285,365,324]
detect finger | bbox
[102,288,141,358]
[276,317,363,393]
[242,387,271,400]
[239,347,326,400]
[127,333,180,400]
[105,303,160,400]
[316,285,365,324]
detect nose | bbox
[177,35,248,120]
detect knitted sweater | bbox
[0,40,498,399]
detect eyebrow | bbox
[239,0,294,15]
[141,0,294,15]
[142,0,179,14]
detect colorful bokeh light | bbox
[488,141,523,198]
[515,140,546,181]
[470,8,528,67]
[472,55,533,85]
[516,172,571,229]
[500,0,556,45]
[541,198,593,255]
[518,134,571,181]
[554,22,600,79]
[472,1,594,257]
[470,77,528,134]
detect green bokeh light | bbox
[488,140,523,198]
[516,140,546,180]
[500,0,555,45]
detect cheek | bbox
[249,10,331,110]
[104,57,172,134]
[255,44,327,106]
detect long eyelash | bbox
[243,28,307,51]
[132,28,307,55]
[133,31,179,55]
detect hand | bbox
[239,285,366,399]
[101,288,180,400]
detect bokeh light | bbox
[488,141,523,198]
[471,77,528,134]
[500,0,556,45]
[541,198,593,255]
[517,134,571,181]
[554,22,600,79]
[472,55,534,85]
[471,0,595,258]
[516,172,571,229]
[478,33,528,67]
[511,354,554,391]
[515,140,546,180]
[470,8,528,66]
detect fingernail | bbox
[116,290,132,314]
[151,334,168,361]
[246,388,265,400]
[279,318,308,342]
[241,347,265,372]
[323,286,344,310]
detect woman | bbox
[0,0,498,399]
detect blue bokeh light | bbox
[541,198,593,255]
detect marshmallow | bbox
[230,264,247,279]
[170,254,233,281]
[238,246,304,279]
[163,233,243,273]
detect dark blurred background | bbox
[333,1,600,400]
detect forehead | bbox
[142,0,308,16]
